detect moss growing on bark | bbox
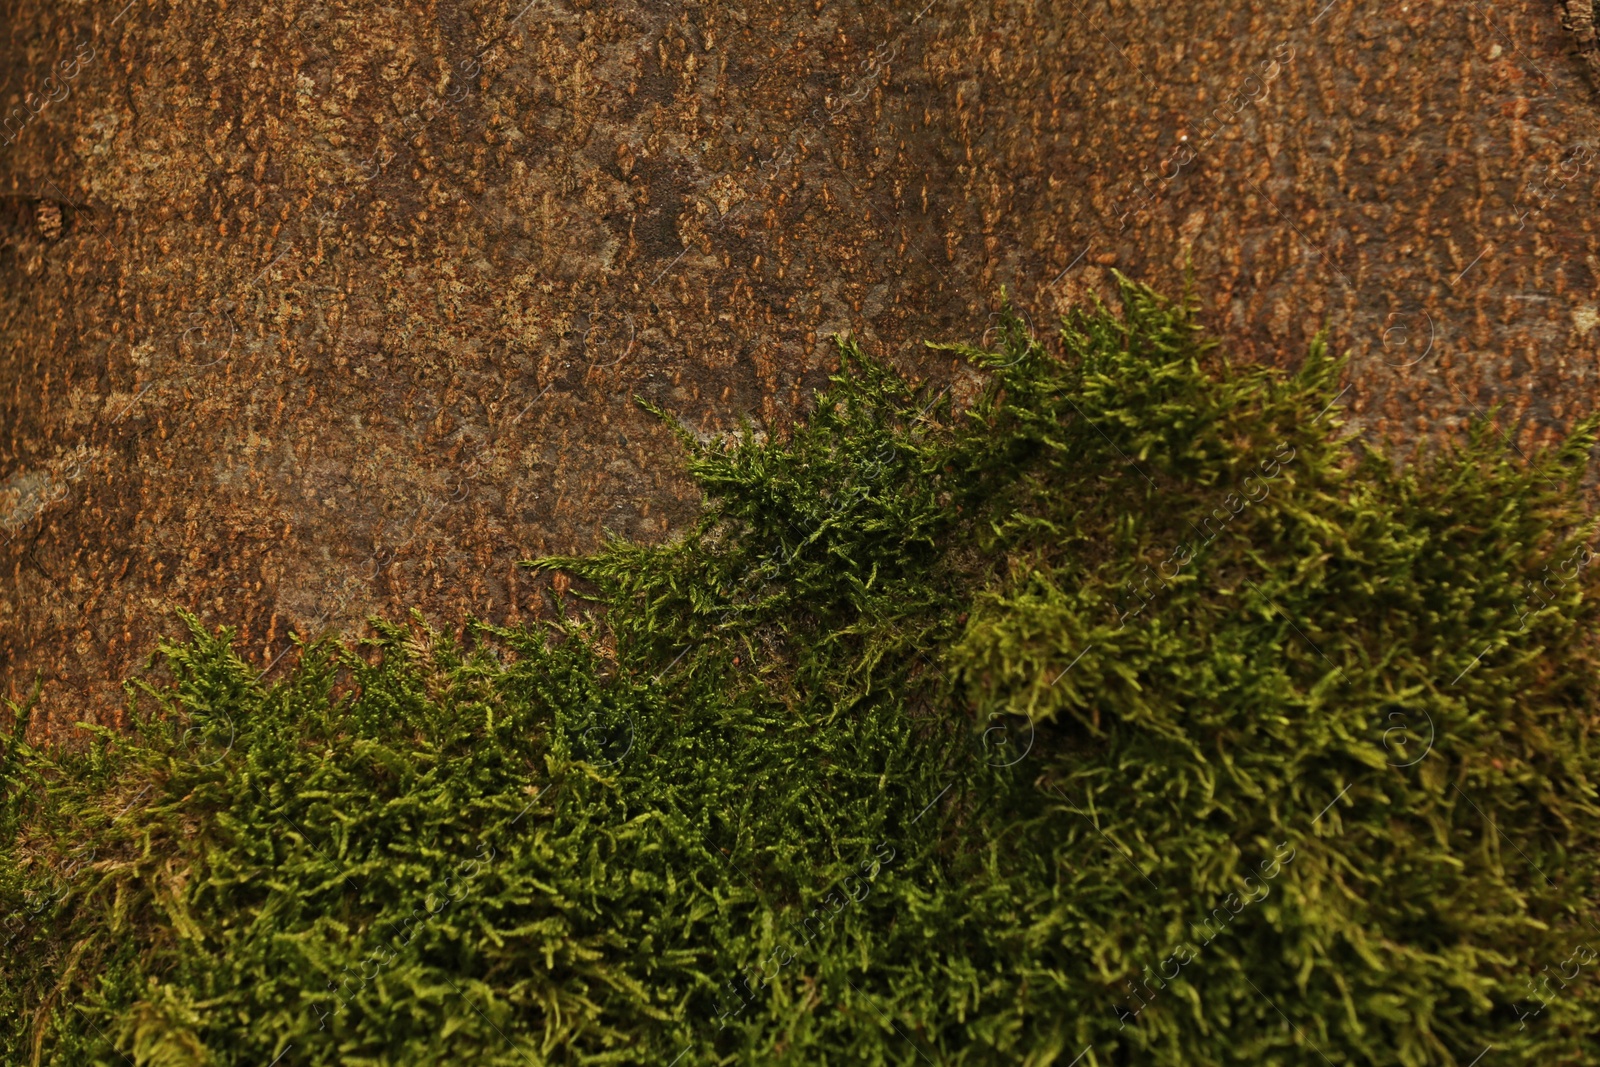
[5,277,1600,1065]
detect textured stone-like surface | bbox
[2,0,1598,738]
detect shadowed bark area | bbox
[2,0,1598,737]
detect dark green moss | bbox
[6,276,1600,1065]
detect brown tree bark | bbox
[2,0,1598,738]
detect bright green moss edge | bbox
[5,275,1600,1066]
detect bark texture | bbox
[2,0,1599,737]
[1562,0,1600,89]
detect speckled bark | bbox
[3,0,1599,738]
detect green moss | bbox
[6,275,1600,1065]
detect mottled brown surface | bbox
[2,0,1598,739]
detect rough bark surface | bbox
[2,0,1599,737]
[1562,0,1600,89]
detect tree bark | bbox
[2,0,1598,738]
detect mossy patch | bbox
[6,276,1600,1065]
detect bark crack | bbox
[1561,0,1600,93]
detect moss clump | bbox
[5,276,1600,1066]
